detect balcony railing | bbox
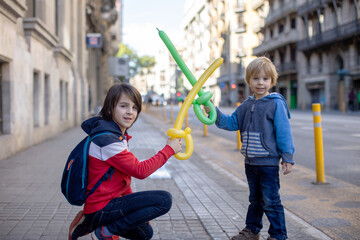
[298,19,360,51]
[276,61,297,74]
[253,29,298,56]
[265,1,297,26]
[298,0,324,16]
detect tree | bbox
[115,43,155,77]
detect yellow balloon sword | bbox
[166,58,223,160]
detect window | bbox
[60,80,64,120]
[290,46,296,62]
[65,82,69,120]
[33,72,40,127]
[278,22,284,34]
[357,42,360,65]
[318,53,323,73]
[55,0,59,36]
[291,17,296,29]
[0,62,3,134]
[306,55,311,74]
[44,74,50,125]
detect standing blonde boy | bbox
[206,56,295,240]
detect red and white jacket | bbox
[81,117,175,214]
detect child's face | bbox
[112,93,138,133]
[249,69,272,99]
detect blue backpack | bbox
[61,132,114,206]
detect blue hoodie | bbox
[215,93,295,166]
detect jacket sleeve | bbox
[215,107,239,131]
[102,143,175,179]
[274,99,295,164]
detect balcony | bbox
[252,0,265,10]
[298,19,360,51]
[265,1,297,26]
[276,61,297,74]
[234,24,247,34]
[253,29,298,56]
[298,0,323,16]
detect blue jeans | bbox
[245,164,287,240]
[77,190,172,240]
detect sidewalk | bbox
[0,112,357,239]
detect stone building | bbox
[182,0,263,106]
[297,0,360,110]
[252,0,302,109]
[0,0,122,161]
[252,0,360,111]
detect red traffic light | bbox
[231,83,236,89]
[176,92,181,97]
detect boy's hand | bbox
[282,162,293,175]
[167,138,182,154]
[204,99,214,114]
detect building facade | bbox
[183,0,262,107]
[297,0,360,111]
[252,0,360,111]
[0,0,122,161]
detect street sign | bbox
[86,33,102,48]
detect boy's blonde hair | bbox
[245,56,278,87]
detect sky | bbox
[122,0,187,57]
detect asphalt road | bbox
[155,104,360,186]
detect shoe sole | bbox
[91,230,120,240]
[91,232,99,240]
[68,210,85,240]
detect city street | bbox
[1,109,359,239]
[154,104,360,186]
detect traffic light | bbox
[231,83,237,89]
[176,92,182,101]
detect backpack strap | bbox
[85,166,114,198]
[84,131,114,199]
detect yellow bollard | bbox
[312,103,327,184]
[158,106,162,119]
[163,105,167,121]
[236,102,242,150]
[170,103,174,124]
[341,101,346,115]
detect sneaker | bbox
[231,227,260,240]
[91,226,120,240]
[68,210,85,240]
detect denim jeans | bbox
[245,164,287,240]
[77,190,172,240]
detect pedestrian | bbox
[68,83,182,240]
[205,56,295,240]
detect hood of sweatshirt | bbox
[248,93,291,119]
[81,116,123,136]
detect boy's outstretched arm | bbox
[204,100,240,131]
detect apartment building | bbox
[0,0,121,161]
[252,0,304,109]
[297,0,360,110]
[252,0,360,110]
[183,0,261,106]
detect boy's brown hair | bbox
[245,56,278,87]
[100,83,142,123]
